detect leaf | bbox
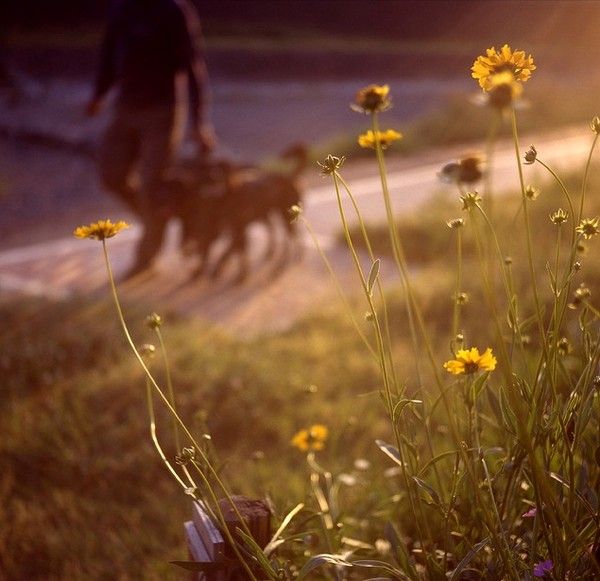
[448,537,490,580]
[353,559,410,579]
[296,554,352,580]
[375,440,406,468]
[235,527,278,578]
[392,399,422,424]
[385,521,416,576]
[367,258,381,294]
[264,503,304,556]
[499,385,517,436]
[486,388,503,429]
[549,472,596,516]
[412,476,442,506]
[417,449,459,478]
[545,261,557,296]
[470,372,490,402]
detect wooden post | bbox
[184,496,271,580]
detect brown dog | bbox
[180,143,308,283]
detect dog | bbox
[177,143,308,284]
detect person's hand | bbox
[85,97,103,117]
[195,124,216,155]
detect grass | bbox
[4,154,600,578]
[0,294,391,578]
[4,38,600,577]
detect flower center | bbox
[463,361,479,374]
[493,63,518,75]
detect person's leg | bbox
[128,108,175,273]
[98,113,139,212]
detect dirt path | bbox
[0,124,596,336]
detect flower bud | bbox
[318,154,345,176]
[524,184,540,200]
[145,312,162,329]
[288,204,302,222]
[446,218,465,229]
[524,145,537,164]
[175,446,196,466]
[139,343,156,359]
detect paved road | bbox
[0,125,596,335]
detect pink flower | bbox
[522,507,537,518]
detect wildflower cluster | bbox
[73,41,600,581]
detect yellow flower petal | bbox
[444,347,497,375]
[471,44,535,91]
[358,129,402,149]
[73,219,130,241]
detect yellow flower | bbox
[353,84,391,113]
[291,424,328,452]
[73,219,129,241]
[444,347,497,375]
[358,129,402,150]
[550,208,568,225]
[471,44,535,91]
[576,217,600,239]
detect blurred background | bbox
[2,1,600,578]
[1,0,600,249]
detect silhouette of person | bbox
[86,0,214,278]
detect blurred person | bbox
[86,0,214,278]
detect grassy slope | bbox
[0,294,390,578]
[4,164,600,577]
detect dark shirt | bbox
[94,0,206,120]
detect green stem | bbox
[101,240,259,580]
[145,377,188,489]
[337,173,399,391]
[331,170,428,550]
[155,327,181,454]
[371,112,422,387]
[452,228,463,339]
[510,107,547,353]
[298,214,377,360]
[535,158,576,249]
[579,132,599,222]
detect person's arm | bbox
[175,0,215,152]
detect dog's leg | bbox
[231,230,250,285]
[208,236,237,280]
[263,214,279,261]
